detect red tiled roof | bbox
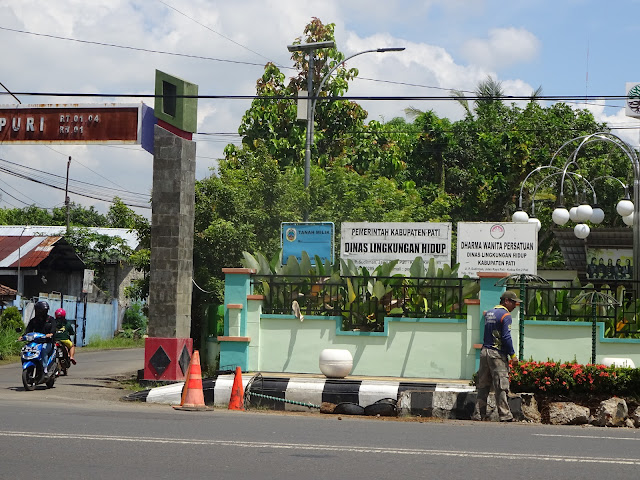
[0,284,17,296]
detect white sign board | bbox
[456,222,537,278]
[82,269,94,294]
[340,222,451,274]
[626,82,640,119]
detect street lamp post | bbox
[513,132,640,281]
[286,42,405,220]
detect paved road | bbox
[2,348,640,479]
[0,347,144,404]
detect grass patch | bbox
[0,328,22,364]
[84,335,145,350]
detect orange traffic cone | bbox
[228,366,245,411]
[173,350,210,411]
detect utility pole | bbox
[65,156,71,232]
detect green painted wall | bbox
[222,271,640,380]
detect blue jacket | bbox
[482,305,515,356]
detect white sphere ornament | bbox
[590,207,605,224]
[512,210,529,223]
[552,207,570,225]
[623,212,634,226]
[528,217,541,232]
[574,223,590,239]
[575,204,593,222]
[617,199,634,217]
[319,349,353,378]
[569,206,579,222]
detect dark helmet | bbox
[34,301,50,315]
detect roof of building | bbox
[0,284,17,297]
[0,235,84,270]
[553,227,633,272]
[0,226,139,250]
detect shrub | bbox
[122,302,148,333]
[509,359,637,396]
[0,307,23,332]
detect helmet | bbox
[55,308,66,319]
[34,301,50,315]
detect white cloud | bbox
[461,27,540,70]
[581,100,640,148]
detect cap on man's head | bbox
[500,291,522,303]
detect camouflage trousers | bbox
[473,347,513,421]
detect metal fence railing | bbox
[253,275,480,332]
[524,280,640,338]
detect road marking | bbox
[0,431,639,465]
[534,433,640,441]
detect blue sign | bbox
[281,222,334,265]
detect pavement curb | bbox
[125,374,484,416]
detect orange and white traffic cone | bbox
[173,350,210,411]
[228,366,245,411]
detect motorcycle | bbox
[55,341,72,376]
[19,332,58,391]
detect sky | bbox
[1,0,639,218]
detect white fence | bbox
[20,296,118,347]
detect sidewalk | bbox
[125,372,484,418]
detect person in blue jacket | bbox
[473,290,520,422]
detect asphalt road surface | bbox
[1,348,640,479]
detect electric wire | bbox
[156,0,272,64]
[43,145,133,192]
[0,26,269,68]
[1,90,634,103]
[0,174,40,205]
[0,25,632,110]
[0,158,151,208]
[0,185,27,207]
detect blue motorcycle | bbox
[20,332,58,391]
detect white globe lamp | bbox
[528,217,541,232]
[575,203,593,222]
[623,212,634,226]
[617,199,634,217]
[512,210,529,223]
[552,207,570,225]
[574,223,590,239]
[569,206,579,222]
[590,206,605,224]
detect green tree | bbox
[231,18,405,179]
[64,227,133,292]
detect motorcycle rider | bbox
[54,308,76,365]
[20,301,56,372]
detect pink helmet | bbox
[55,308,66,319]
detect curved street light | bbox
[513,132,640,281]
[287,43,405,220]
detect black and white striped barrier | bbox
[125,374,480,417]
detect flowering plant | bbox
[508,359,640,396]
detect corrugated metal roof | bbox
[0,226,139,250]
[0,235,63,268]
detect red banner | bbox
[0,104,140,144]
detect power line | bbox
[0,26,269,68]
[0,174,40,205]
[1,91,635,102]
[4,25,627,104]
[156,0,273,64]
[44,146,133,192]
[0,157,151,208]
[0,157,148,198]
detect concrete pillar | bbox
[148,125,196,338]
